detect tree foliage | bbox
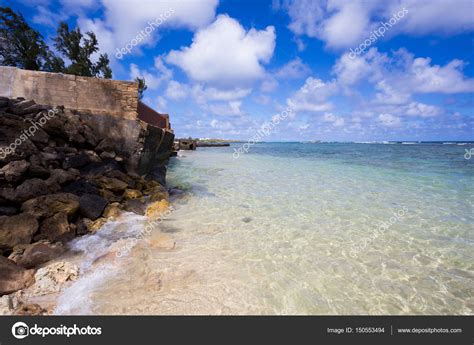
[54,22,112,78]
[135,77,147,100]
[0,7,112,78]
[0,7,61,72]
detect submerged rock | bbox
[145,200,170,220]
[32,261,79,296]
[124,198,146,215]
[148,233,175,250]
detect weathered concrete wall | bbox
[0,66,145,173]
[0,66,138,118]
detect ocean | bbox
[54,142,474,315]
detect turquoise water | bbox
[55,143,473,315]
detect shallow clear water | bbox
[55,143,474,315]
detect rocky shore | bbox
[0,97,171,315]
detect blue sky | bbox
[3,0,474,141]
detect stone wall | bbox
[0,66,138,118]
[0,67,146,173]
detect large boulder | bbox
[0,160,29,182]
[47,168,79,185]
[79,194,108,220]
[14,178,51,202]
[28,154,51,178]
[9,241,65,269]
[0,256,35,295]
[146,185,169,202]
[62,179,99,196]
[93,176,128,192]
[38,212,75,242]
[0,214,38,251]
[62,154,90,170]
[21,193,79,219]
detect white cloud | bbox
[404,102,440,118]
[286,77,337,112]
[208,101,243,116]
[275,57,311,79]
[156,96,167,111]
[378,113,401,127]
[210,119,235,130]
[166,15,276,88]
[129,56,172,89]
[281,0,474,49]
[322,112,345,127]
[166,80,188,100]
[78,0,218,58]
[192,85,252,103]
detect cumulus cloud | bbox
[79,0,218,57]
[129,56,172,89]
[165,80,188,100]
[166,14,276,88]
[208,101,243,116]
[286,77,337,112]
[378,113,401,127]
[280,0,474,49]
[275,57,311,79]
[322,113,345,127]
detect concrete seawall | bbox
[0,66,174,176]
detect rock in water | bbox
[32,261,79,296]
[0,214,38,251]
[124,199,146,215]
[145,200,170,220]
[0,256,35,295]
[148,233,175,250]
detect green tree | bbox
[0,7,62,72]
[53,22,112,78]
[135,77,147,100]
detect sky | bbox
[3,0,474,141]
